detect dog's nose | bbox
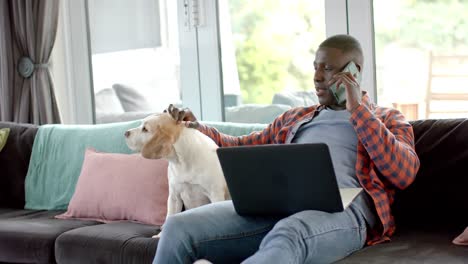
[124,131,130,138]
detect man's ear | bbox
[141,131,174,159]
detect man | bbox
[153,34,420,263]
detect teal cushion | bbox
[24,120,142,210]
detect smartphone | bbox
[329,61,361,105]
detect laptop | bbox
[216,143,362,216]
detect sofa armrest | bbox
[0,122,38,208]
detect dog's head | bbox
[124,112,183,159]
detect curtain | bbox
[0,0,61,124]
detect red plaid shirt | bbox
[198,93,420,245]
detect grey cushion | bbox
[272,90,319,107]
[55,222,159,264]
[112,83,153,112]
[0,210,101,264]
[94,88,125,114]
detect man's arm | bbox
[196,122,275,147]
[196,106,315,147]
[350,104,420,189]
[166,104,283,146]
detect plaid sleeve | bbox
[196,107,305,147]
[196,121,277,147]
[350,104,420,189]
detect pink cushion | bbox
[56,148,168,226]
[453,227,468,246]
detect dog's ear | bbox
[141,129,174,159]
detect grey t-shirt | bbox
[291,108,376,227]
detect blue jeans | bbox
[153,201,368,264]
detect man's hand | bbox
[328,72,362,112]
[164,104,199,128]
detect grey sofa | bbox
[339,118,468,263]
[0,122,159,264]
[1,118,468,263]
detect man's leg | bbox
[153,201,281,264]
[243,206,368,264]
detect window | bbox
[217,0,326,124]
[374,0,468,120]
[87,0,182,123]
[51,0,381,124]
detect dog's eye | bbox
[142,127,148,132]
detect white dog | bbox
[124,111,229,222]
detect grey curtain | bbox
[0,0,61,124]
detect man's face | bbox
[314,47,352,106]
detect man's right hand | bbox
[164,104,199,128]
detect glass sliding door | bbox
[87,0,182,123]
[217,0,326,124]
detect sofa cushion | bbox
[112,83,153,112]
[94,88,126,114]
[393,119,468,228]
[24,120,142,210]
[336,226,468,263]
[55,222,159,264]
[0,208,47,219]
[272,90,319,107]
[56,148,169,226]
[0,209,101,263]
[0,122,38,209]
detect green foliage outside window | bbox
[228,0,468,104]
[229,0,324,104]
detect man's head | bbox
[314,34,364,107]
